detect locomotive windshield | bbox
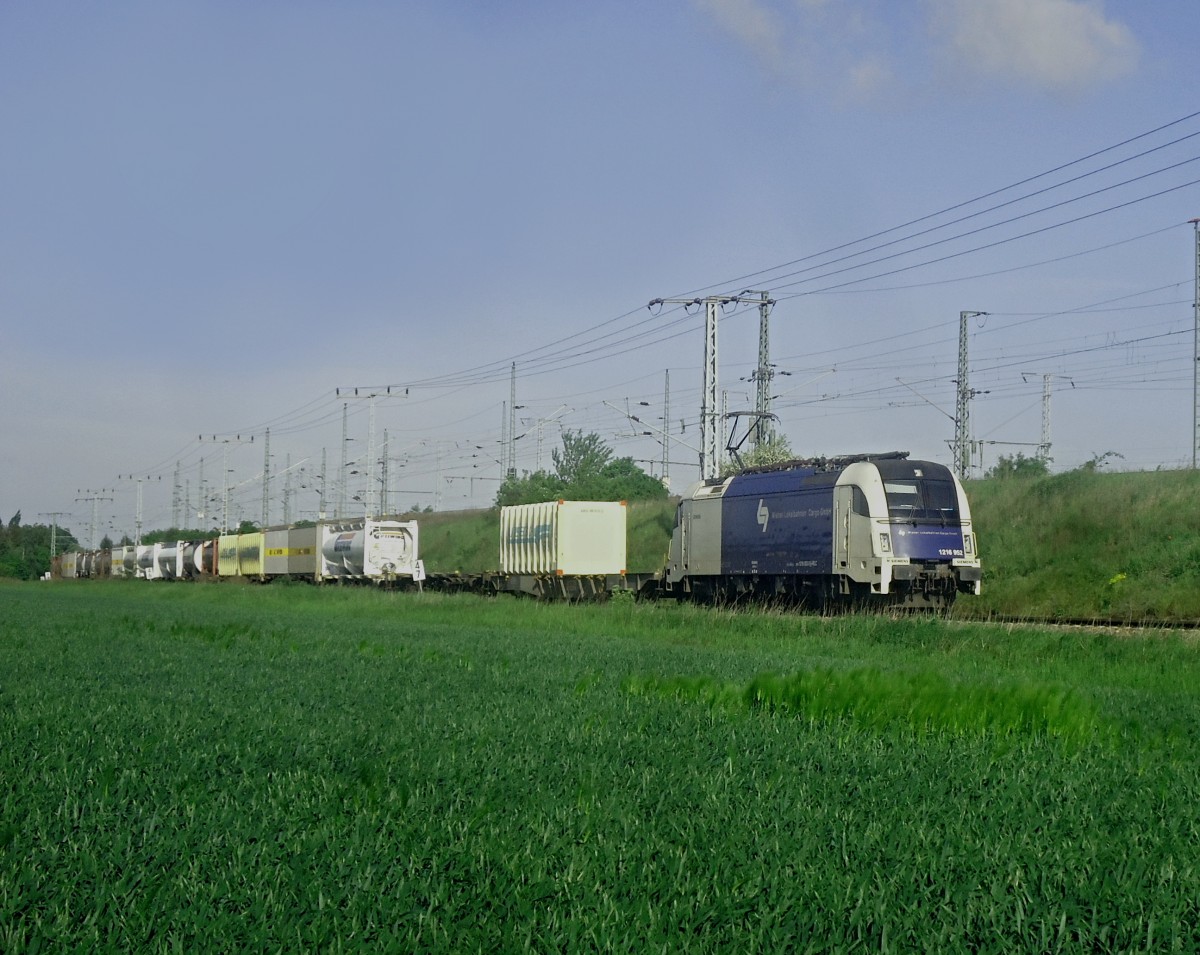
[883,478,960,522]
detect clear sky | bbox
[3,0,1198,545]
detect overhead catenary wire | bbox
[340,112,1200,395]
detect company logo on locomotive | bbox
[756,499,769,533]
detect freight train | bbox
[50,453,981,611]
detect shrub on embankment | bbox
[962,467,1200,622]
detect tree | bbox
[495,431,667,506]
[985,452,1050,480]
[595,457,669,500]
[552,431,612,486]
[495,469,566,508]
[0,518,76,580]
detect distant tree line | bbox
[0,512,80,580]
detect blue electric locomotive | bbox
[663,452,981,609]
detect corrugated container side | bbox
[499,505,517,574]
[217,534,240,577]
[499,507,514,574]
[238,532,264,578]
[537,501,556,574]
[501,501,557,575]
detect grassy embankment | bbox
[417,469,1200,621]
[3,581,1200,950]
[962,467,1200,621]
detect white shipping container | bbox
[500,500,627,576]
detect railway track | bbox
[952,613,1200,635]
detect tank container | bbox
[156,542,183,580]
[137,544,162,580]
[318,519,419,581]
[191,539,218,577]
[111,545,134,577]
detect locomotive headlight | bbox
[879,533,891,553]
[963,533,974,556]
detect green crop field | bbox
[3,582,1200,952]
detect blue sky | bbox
[2,0,1198,543]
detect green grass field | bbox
[3,582,1200,951]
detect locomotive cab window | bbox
[851,486,869,516]
[883,479,959,522]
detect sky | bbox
[2,0,1199,546]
